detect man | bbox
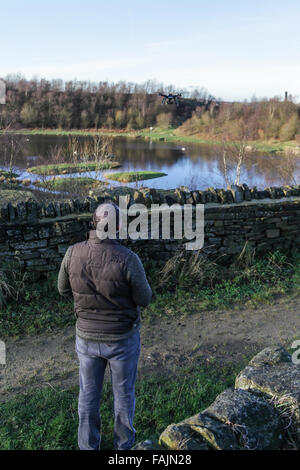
[57,201,152,450]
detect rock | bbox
[17,201,27,220]
[250,187,258,199]
[182,412,240,450]
[148,188,160,204]
[26,200,38,221]
[207,187,218,203]
[131,439,157,450]
[23,228,38,241]
[198,191,205,203]
[235,346,300,445]
[290,185,300,196]
[204,388,283,449]
[216,188,228,204]
[60,220,82,234]
[7,203,16,221]
[10,240,47,250]
[86,196,98,212]
[159,423,212,450]
[257,189,270,199]
[241,183,251,201]
[139,188,153,208]
[0,206,8,221]
[26,259,47,267]
[228,185,244,203]
[191,191,200,203]
[54,202,61,217]
[265,187,285,199]
[133,190,145,204]
[174,188,185,205]
[203,190,213,203]
[89,186,135,203]
[266,229,280,238]
[45,202,55,217]
[225,190,234,203]
[247,346,292,367]
[165,193,178,205]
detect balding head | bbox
[92,201,120,238]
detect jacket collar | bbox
[87,230,121,245]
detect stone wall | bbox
[133,346,300,450]
[1,184,300,271]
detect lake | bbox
[1,134,300,191]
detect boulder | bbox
[182,412,240,450]
[207,187,218,203]
[241,183,251,201]
[159,423,212,450]
[131,440,157,450]
[216,188,228,204]
[204,388,283,449]
[228,184,244,203]
[174,188,185,205]
[235,346,300,445]
[133,190,145,204]
[235,347,300,406]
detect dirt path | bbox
[1,295,299,402]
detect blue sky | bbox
[1,0,299,101]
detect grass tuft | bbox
[104,170,167,183]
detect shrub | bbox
[159,249,220,290]
[156,113,173,128]
[279,113,300,141]
[0,260,28,307]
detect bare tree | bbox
[219,134,251,187]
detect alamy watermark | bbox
[95,197,205,250]
[0,340,6,365]
[0,79,6,104]
[291,340,300,365]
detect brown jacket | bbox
[68,232,144,336]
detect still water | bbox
[1,134,300,190]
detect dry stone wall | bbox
[133,346,300,450]
[1,184,300,271]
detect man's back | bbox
[57,202,152,450]
[58,230,152,341]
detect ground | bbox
[1,294,299,403]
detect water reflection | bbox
[1,134,300,190]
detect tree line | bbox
[0,75,205,130]
[176,96,300,142]
[0,75,299,142]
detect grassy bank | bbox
[34,177,108,190]
[28,161,120,176]
[2,127,299,154]
[104,170,167,183]
[0,362,239,450]
[1,249,300,339]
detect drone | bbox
[158,92,182,107]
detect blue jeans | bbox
[75,330,141,450]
